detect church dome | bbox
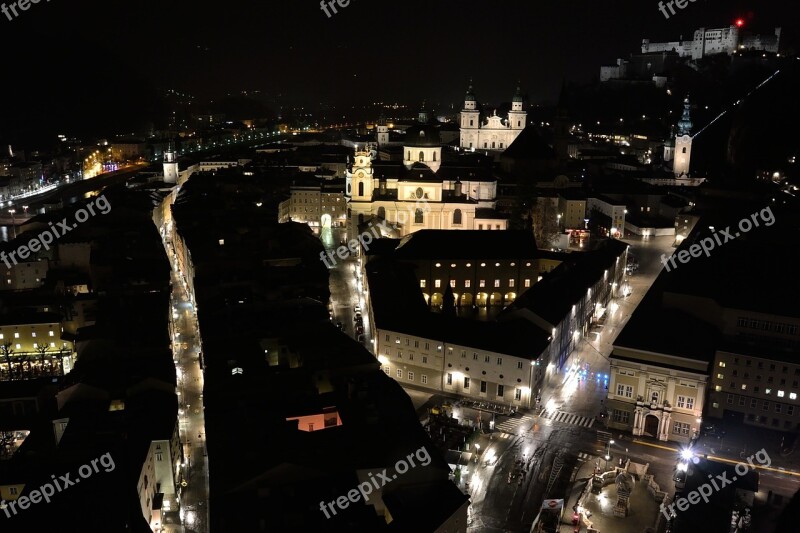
[404,124,441,147]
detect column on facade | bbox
[632,407,643,436]
[659,411,672,441]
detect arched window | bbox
[358,182,364,196]
[407,151,411,160]
[682,147,687,154]
[433,152,437,162]
[419,151,425,162]
[415,209,424,224]
[453,209,462,225]
[377,207,386,219]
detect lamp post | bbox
[8,209,15,239]
[604,439,615,470]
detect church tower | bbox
[552,82,570,161]
[348,147,374,202]
[163,142,178,184]
[459,81,480,149]
[376,114,389,147]
[663,126,676,163]
[673,96,693,176]
[508,84,527,132]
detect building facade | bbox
[607,347,708,444]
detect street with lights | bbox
[164,228,209,533]
[320,230,800,531]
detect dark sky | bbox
[0,0,797,145]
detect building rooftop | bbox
[391,229,538,260]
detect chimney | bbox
[454,179,463,197]
[379,175,387,195]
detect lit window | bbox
[778,390,785,397]
[14,333,19,339]
[494,279,500,288]
[464,280,471,288]
[49,331,54,337]
[524,279,531,288]
[420,280,426,288]
[31,332,36,338]
[15,344,20,349]
[434,280,441,288]
[50,342,55,347]
[718,361,726,367]
[791,393,798,400]
[479,280,485,288]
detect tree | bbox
[36,344,50,373]
[0,342,13,380]
[532,197,560,248]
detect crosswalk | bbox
[495,415,534,434]
[540,409,596,428]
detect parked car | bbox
[673,469,687,490]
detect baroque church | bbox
[346,106,509,239]
[459,82,527,151]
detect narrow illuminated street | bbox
[164,234,209,533]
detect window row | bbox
[726,394,796,415]
[736,317,798,335]
[444,373,523,400]
[423,279,526,289]
[0,331,56,339]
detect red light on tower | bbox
[735,18,745,28]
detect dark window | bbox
[453,209,462,225]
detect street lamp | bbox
[604,439,615,469]
[8,209,15,239]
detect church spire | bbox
[513,82,523,103]
[465,79,476,102]
[677,94,693,136]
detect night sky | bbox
[0,0,797,145]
